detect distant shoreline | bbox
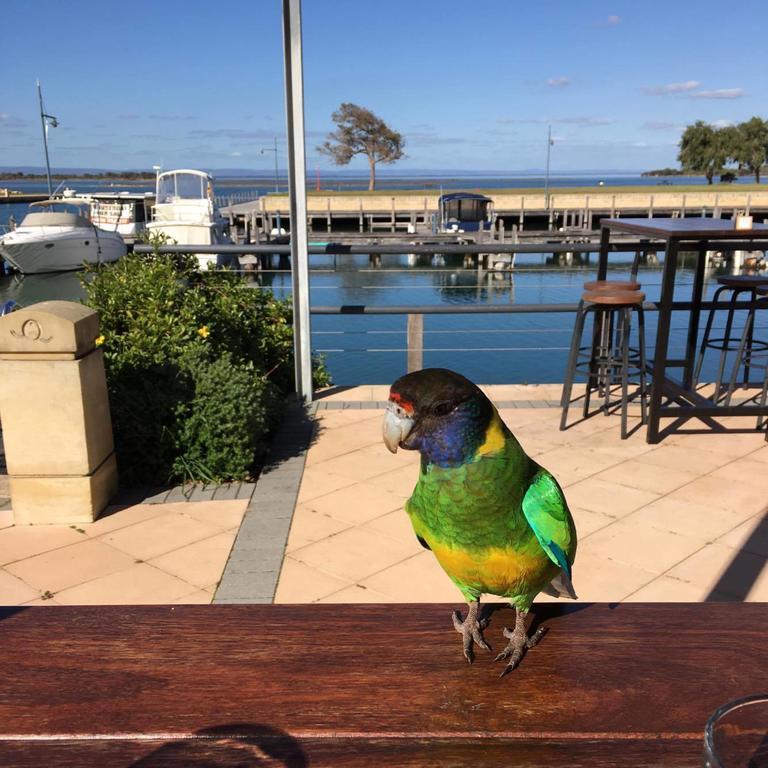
[0,172,155,181]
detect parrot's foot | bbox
[494,622,547,677]
[451,603,491,664]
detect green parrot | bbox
[382,368,577,676]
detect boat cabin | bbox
[153,169,215,225]
[438,192,492,232]
[21,200,92,229]
[156,170,213,204]
[87,192,155,242]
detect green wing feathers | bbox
[521,469,576,578]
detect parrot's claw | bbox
[494,624,547,677]
[452,609,491,664]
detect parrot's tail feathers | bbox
[542,570,578,600]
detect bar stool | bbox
[560,289,648,439]
[582,254,642,366]
[692,275,768,400]
[583,245,644,294]
[724,287,768,440]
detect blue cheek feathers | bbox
[415,402,486,468]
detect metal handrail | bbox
[310,301,756,315]
[130,241,766,378]
[134,241,663,256]
[133,238,768,257]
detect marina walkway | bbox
[275,385,768,604]
[0,385,766,605]
[0,500,249,604]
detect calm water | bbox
[2,174,765,385]
[2,253,761,385]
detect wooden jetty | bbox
[0,190,48,204]
[220,187,768,244]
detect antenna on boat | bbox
[36,80,58,198]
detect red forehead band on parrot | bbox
[389,391,414,414]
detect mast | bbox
[37,80,57,198]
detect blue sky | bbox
[2,0,767,173]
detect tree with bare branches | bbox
[318,103,405,191]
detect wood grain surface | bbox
[0,603,765,766]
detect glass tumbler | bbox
[704,694,768,767]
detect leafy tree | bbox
[734,117,768,183]
[719,125,744,171]
[678,121,727,184]
[318,103,405,191]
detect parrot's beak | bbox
[383,403,414,453]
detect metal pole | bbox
[282,0,313,402]
[37,80,53,198]
[273,135,279,193]
[544,124,552,212]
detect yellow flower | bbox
[197,326,210,339]
[95,335,105,346]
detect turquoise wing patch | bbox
[521,469,574,578]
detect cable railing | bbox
[134,240,766,379]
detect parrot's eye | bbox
[433,401,454,417]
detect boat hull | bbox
[146,221,232,269]
[0,227,126,274]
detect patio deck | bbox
[0,500,249,605]
[0,384,765,606]
[275,385,768,605]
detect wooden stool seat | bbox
[582,290,645,305]
[716,275,768,289]
[583,280,641,292]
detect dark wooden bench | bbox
[0,603,765,766]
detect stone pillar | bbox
[0,301,118,524]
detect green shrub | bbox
[107,362,190,486]
[82,243,330,485]
[172,351,280,483]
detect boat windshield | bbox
[156,172,209,204]
[30,201,89,216]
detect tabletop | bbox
[601,217,768,240]
[0,603,766,766]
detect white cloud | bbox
[0,113,31,128]
[547,77,570,88]
[712,119,735,128]
[644,80,700,95]
[690,88,744,100]
[643,120,683,131]
[408,132,472,145]
[498,116,612,126]
[607,15,621,25]
[189,128,277,140]
[557,116,613,126]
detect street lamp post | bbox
[543,124,553,215]
[260,136,280,193]
[37,80,58,198]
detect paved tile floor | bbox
[275,385,768,605]
[2,384,766,606]
[0,500,248,605]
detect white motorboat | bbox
[79,190,155,244]
[146,169,231,269]
[0,200,127,274]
